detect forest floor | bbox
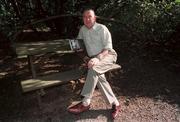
[0,38,180,122]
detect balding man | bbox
[68,9,120,119]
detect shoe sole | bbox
[68,107,90,114]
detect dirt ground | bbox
[0,49,180,122]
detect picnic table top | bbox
[15,39,74,58]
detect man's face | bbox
[83,10,96,29]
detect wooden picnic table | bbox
[16,39,74,58]
[16,39,75,78]
[15,39,85,108]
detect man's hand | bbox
[97,49,109,60]
[88,58,100,68]
[97,54,103,60]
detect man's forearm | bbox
[96,49,109,60]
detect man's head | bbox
[83,9,96,29]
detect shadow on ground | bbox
[0,50,179,121]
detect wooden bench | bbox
[15,39,86,108]
[21,68,85,93]
[105,63,121,80]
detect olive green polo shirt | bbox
[77,22,113,57]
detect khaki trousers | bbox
[80,50,119,105]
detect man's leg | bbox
[97,74,119,105]
[67,68,96,114]
[92,53,121,119]
[80,68,99,105]
[81,52,118,105]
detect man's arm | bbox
[87,49,109,68]
[96,49,109,60]
[93,25,113,61]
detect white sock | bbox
[82,98,91,106]
[113,100,120,106]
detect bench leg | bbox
[36,90,42,110]
[36,88,46,109]
[28,55,43,109]
[40,88,46,96]
[106,71,113,81]
[27,55,36,78]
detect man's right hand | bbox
[88,58,100,68]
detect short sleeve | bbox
[77,27,83,39]
[102,26,113,50]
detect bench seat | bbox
[21,68,85,92]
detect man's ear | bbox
[94,16,97,21]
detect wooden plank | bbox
[27,55,36,78]
[21,68,85,92]
[15,39,73,57]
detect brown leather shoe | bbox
[68,102,90,114]
[111,104,120,119]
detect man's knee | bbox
[88,67,98,74]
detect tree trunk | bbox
[10,0,21,19]
[53,0,66,37]
[0,32,15,57]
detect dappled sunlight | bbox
[15,39,72,57]
[0,0,179,121]
[21,68,84,92]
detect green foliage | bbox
[175,0,180,3]
[0,1,16,38]
[0,0,34,39]
[0,0,179,47]
[97,0,180,42]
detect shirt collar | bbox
[84,22,98,31]
[91,22,98,30]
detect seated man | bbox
[68,9,120,119]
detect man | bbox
[68,9,120,119]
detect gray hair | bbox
[83,9,96,16]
